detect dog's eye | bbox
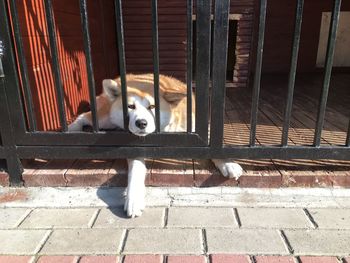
[128,104,136,110]
[148,105,155,110]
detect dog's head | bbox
[102,77,186,136]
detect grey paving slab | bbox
[0,230,49,255]
[0,208,30,228]
[284,229,350,256]
[167,207,237,227]
[93,208,165,228]
[19,209,97,228]
[307,208,350,229]
[237,208,312,228]
[206,229,289,254]
[123,228,202,254]
[40,229,124,255]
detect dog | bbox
[68,74,243,217]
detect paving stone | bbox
[344,257,350,263]
[79,255,119,263]
[167,207,237,227]
[307,208,350,229]
[36,256,79,263]
[123,255,163,263]
[93,208,164,228]
[206,229,288,254]
[299,256,339,263]
[19,209,97,228]
[124,229,202,254]
[167,255,206,263]
[0,230,48,254]
[255,256,296,263]
[0,256,33,263]
[40,229,124,255]
[210,254,251,263]
[237,208,311,228]
[284,229,350,255]
[0,208,30,228]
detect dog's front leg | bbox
[125,158,147,218]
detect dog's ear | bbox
[163,91,187,104]
[102,79,120,100]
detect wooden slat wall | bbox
[262,0,350,73]
[12,0,255,131]
[14,0,117,131]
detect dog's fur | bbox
[68,74,243,217]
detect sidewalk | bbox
[0,187,350,263]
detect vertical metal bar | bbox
[114,0,128,129]
[9,0,37,132]
[249,0,267,146]
[346,120,350,146]
[151,0,160,132]
[79,0,98,132]
[43,0,67,131]
[313,0,342,146]
[281,0,304,146]
[0,60,23,185]
[210,0,230,147]
[186,0,193,133]
[195,0,211,143]
[0,0,27,139]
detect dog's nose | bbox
[135,119,148,129]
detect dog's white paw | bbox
[214,160,243,179]
[124,187,145,218]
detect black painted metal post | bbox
[313,0,342,146]
[195,0,211,143]
[281,0,304,146]
[44,0,68,132]
[151,0,161,132]
[249,0,267,146]
[186,0,193,133]
[8,0,37,132]
[114,0,129,130]
[0,0,24,185]
[79,0,99,132]
[0,58,23,185]
[210,0,230,147]
[346,121,350,147]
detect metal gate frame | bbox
[0,0,349,186]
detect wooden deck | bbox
[8,73,350,188]
[224,73,349,146]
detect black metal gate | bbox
[0,0,349,185]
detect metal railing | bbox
[0,0,349,185]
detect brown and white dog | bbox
[68,74,243,217]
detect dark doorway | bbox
[192,19,237,81]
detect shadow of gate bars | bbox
[0,0,349,185]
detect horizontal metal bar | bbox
[16,132,206,146]
[114,0,128,129]
[281,0,304,146]
[186,0,193,133]
[151,0,161,132]
[249,0,267,146]
[79,0,98,132]
[44,0,68,131]
[17,145,350,160]
[313,0,342,146]
[210,0,230,148]
[9,0,37,132]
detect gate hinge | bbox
[0,40,4,78]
